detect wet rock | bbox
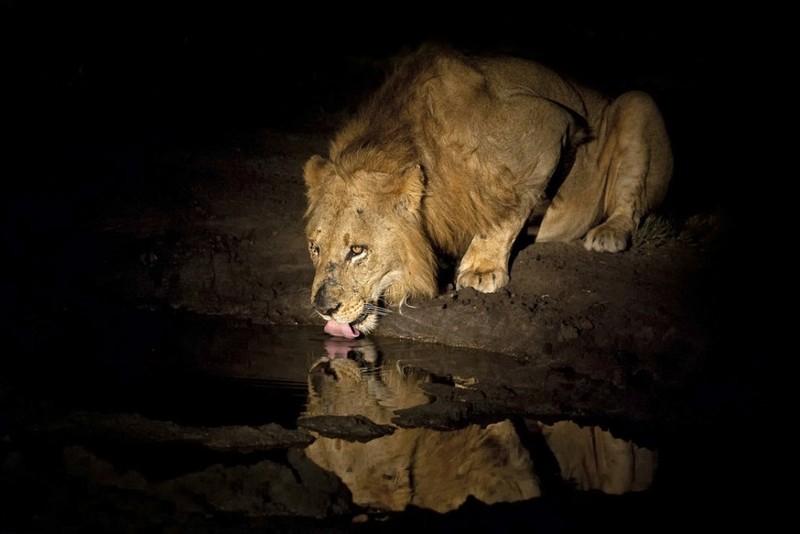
[34,412,316,452]
[63,445,353,520]
[298,414,396,442]
[392,400,473,430]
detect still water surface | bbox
[9,310,659,517]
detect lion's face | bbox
[306,200,404,335]
[303,155,437,336]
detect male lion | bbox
[304,45,673,337]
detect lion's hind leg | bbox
[584,211,636,252]
[584,91,673,253]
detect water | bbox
[1,308,669,530]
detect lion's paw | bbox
[456,269,509,293]
[584,224,630,253]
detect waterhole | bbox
[2,309,669,530]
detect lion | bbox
[303,44,673,337]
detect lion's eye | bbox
[347,245,367,260]
[309,241,320,257]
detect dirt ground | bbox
[1,6,774,532]
[88,126,726,383]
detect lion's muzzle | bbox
[312,283,339,317]
[311,278,368,339]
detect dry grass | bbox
[633,214,680,248]
[633,211,728,249]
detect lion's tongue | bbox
[324,320,360,339]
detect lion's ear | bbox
[391,164,426,218]
[303,155,334,193]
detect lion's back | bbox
[327,46,608,257]
[400,50,601,254]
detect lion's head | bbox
[303,152,437,337]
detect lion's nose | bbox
[316,303,341,316]
[312,285,340,316]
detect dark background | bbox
[2,2,744,217]
[4,3,725,118]
[2,5,734,127]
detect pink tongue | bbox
[324,320,360,339]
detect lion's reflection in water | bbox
[301,338,655,513]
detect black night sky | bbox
[2,2,749,219]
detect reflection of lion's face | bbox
[304,158,437,335]
[306,338,430,422]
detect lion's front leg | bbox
[456,216,527,293]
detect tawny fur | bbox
[303,343,656,510]
[303,349,541,512]
[304,44,672,333]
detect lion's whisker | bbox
[365,303,392,315]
